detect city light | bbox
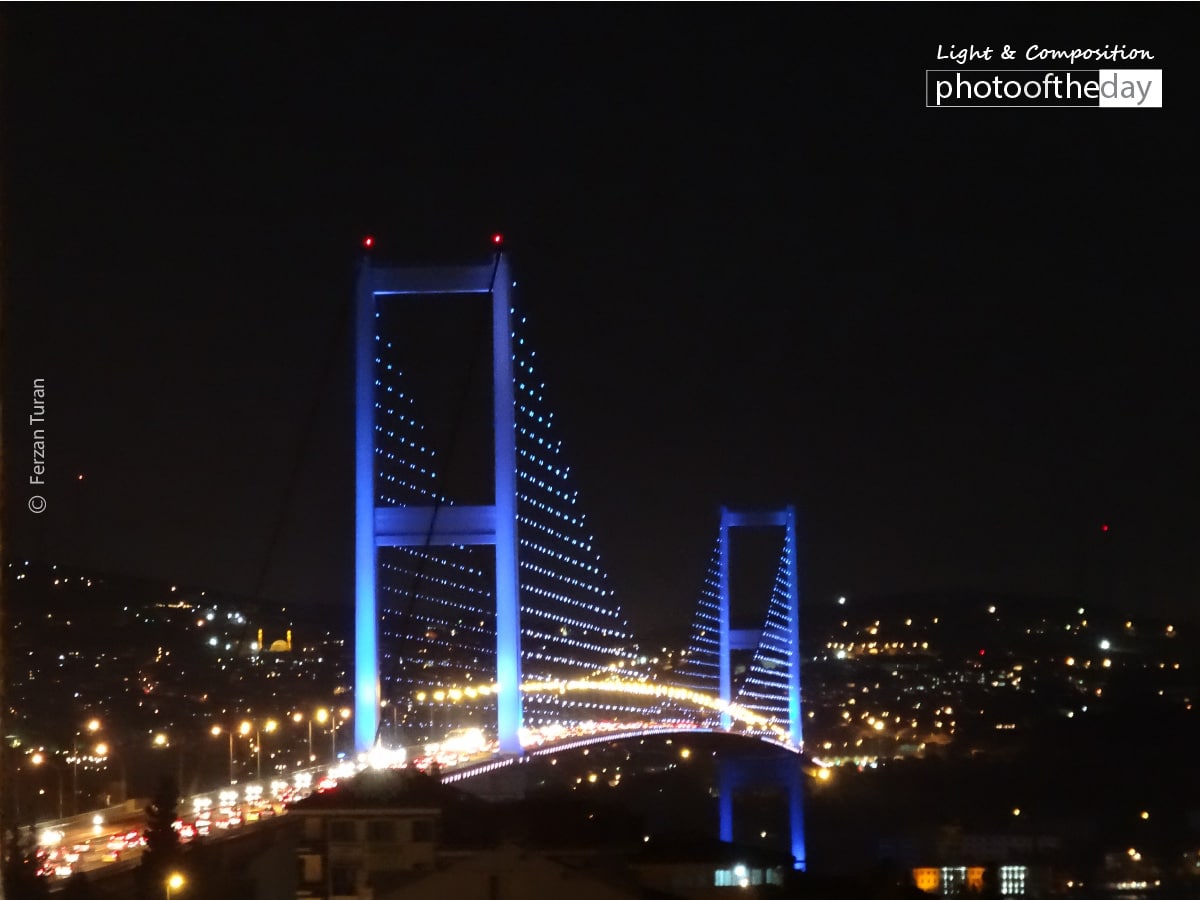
[517,678,792,741]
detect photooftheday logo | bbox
[926,69,1163,108]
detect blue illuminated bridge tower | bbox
[678,506,803,742]
[354,249,640,755]
[678,505,806,870]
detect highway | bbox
[35,718,715,884]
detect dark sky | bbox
[3,6,1195,639]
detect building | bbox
[289,770,798,900]
[631,838,792,898]
[291,778,441,899]
[383,845,654,900]
[911,864,1029,896]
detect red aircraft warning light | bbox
[362,235,375,249]
[491,233,504,247]
[1101,523,1109,532]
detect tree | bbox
[2,826,49,900]
[141,776,181,876]
[978,862,1002,899]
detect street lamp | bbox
[150,733,186,790]
[71,718,102,814]
[293,712,319,764]
[381,698,400,744]
[292,712,307,763]
[166,871,185,899]
[30,752,64,819]
[315,709,330,763]
[328,708,351,763]
[91,740,128,805]
[236,721,252,781]
[211,726,234,784]
[256,720,278,781]
[339,708,352,760]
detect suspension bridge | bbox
[353,240,807,868]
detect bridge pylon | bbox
[717,505,803,746]
[713,505,805,869]
[354,253,522,755]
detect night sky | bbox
[2,7,1194,639]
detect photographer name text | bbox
[29,378,48,514]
